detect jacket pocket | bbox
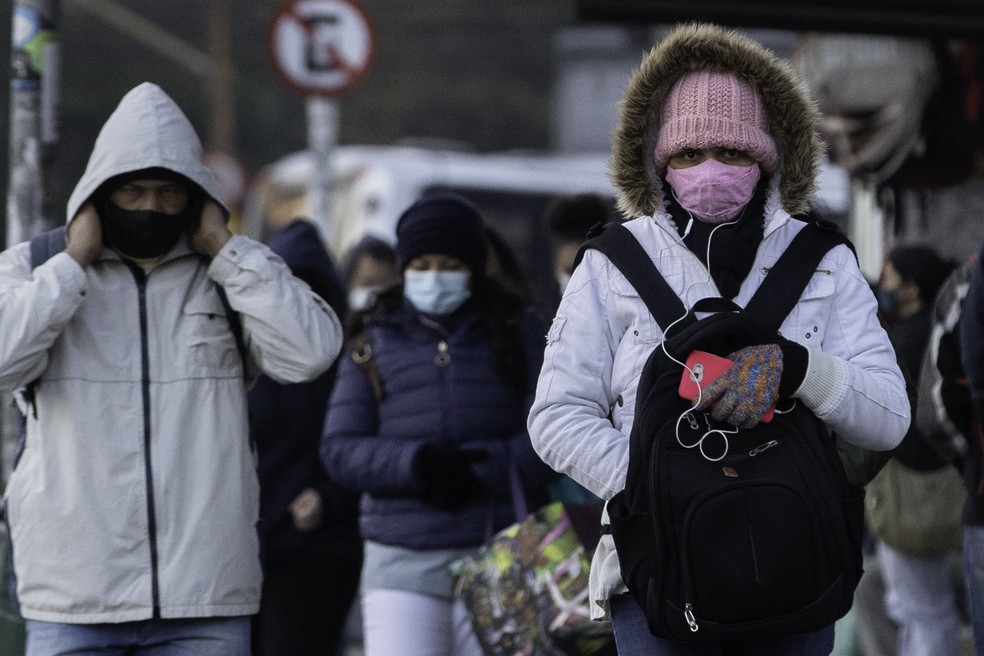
[783,271,835,345]
[611,275,664,345]
[181,296,241,372]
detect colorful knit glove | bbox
[694,344,782,428]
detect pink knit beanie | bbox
[654,71,779,172]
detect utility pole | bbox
[209,0,236,155]
[7,0,60,248]
[3,0,60,494]
[3,5,59,651]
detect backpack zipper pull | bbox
[684,603,699,632]
[749,439,780,456]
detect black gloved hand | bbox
[775,336,808,398]
[412,442,489,511]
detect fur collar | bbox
[610,23,823,218]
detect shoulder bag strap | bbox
[29,226,67,269]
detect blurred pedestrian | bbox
[877,245,956,374]
[544,193,611,291]
[343,235,400,315]
[250,218,363,656]
[321,192,557,656]
[857,244,963,656]
[0,82,342,655]
[484,225,536,308]
[958,240,984,656]
[541,192,612,318]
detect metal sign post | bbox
[268,0,375,243]
[8,1,59,249]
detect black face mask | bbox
[99,200,189,259]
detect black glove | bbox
[776,337,808,398]
[412,442,488,511]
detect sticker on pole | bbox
[268,0,376,97]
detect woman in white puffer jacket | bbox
[528,23,910,656]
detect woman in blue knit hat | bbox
[320,191,558,656]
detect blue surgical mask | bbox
[403,270,471,315]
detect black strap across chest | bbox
[575,220,849,333]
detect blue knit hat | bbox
[395,192,488,276]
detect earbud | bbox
[681,217,694,239]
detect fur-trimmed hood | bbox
[611,23,823,218]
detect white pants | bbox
[879,541,963,656]
[362,588,484,656]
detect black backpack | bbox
[917,259,975,459]
[578,221,865,643]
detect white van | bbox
[241,144,618,314]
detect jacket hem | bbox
[19,603,259,624]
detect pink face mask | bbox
[664,159,761,224]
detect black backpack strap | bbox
[29,226,67,269]
[214,284,249,380]
[23,227,69,417]
[744,220,851,332]
[574,222,686,331]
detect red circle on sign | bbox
[268,0,376,97]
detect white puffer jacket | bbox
[0,83,343,623]
[529,207,910,620]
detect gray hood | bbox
[66,82,227,223]
[611,23,823,218]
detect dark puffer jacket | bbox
[250,219,361,567]
[320,298,555,549]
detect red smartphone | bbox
[678,349,774,422]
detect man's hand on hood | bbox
[65,202,103,268]
[189,199,232,259]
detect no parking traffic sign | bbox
[268,0,376,96]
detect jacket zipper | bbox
[760,266,834,276]
[132,266,162,617]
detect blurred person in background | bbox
[320,192,557,656]
[343,234,400,316]
[484,225,536,309]
[958,238,984,656]
[794,33,984,656]
[857,244,963,656]
[877,245,956,373]
[250,218,362,656]
[541,192,612,319]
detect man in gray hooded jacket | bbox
[0,83,343,654]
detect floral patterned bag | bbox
[452,501,614,656]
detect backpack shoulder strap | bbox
[22,227,69,419]
[744,220,851,331]
[213,283,249,380]
[29,226,67,269]
[351,332,385,402]
[574,222,686,331]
